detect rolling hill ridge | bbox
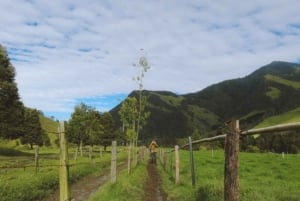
[110,61,300,145]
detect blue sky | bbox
[1,0,300,120]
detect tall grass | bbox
[88,160,148,201]
[159,150,300,201]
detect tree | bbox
[67,103,119,157]
[98,112,116,151]
[118,97,138,173]
[21,108,43,149]
[118,50,151,172]
[66,103,90,156]
[132,49,151,141]
[119,97,138,135]
[0,44,25,139]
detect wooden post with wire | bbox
[175,145,180,184]
[188,136,196,187]
[224,120,240,201]
[35,146,39,175]
[59,121,70,201]
[111,141,117,183]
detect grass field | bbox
[0,146,127,201]
[88,159,148,201]
[2,147,298,201]
[159,149,300,201]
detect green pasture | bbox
[255,107,300,128]
[159,149,300,201]
[265,74,300,89]
[88,159,148,201]
[0,146,127,201]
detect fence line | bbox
[1,123,130,201]
[161,120,300,201]
[241,122,300,135]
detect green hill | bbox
[110,61,300,146]
[254,107,300,128]
[39,115,59,146]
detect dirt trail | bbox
[41,173,109,201]
[42,157,166,201]
[143,162,167,201]
[41,163,126,201]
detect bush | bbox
[246,145,260,153]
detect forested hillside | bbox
[110,61,300,148]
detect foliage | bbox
[132,51,151,140]
[67,103,117,150]
[66,103,91,146]
[20,108,43,149]
[118,97,138,135]
[0,44,25,139]
[98,112,118,150]
[67,103,105,146]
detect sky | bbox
[1,0,300,121]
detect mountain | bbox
[110,61,300,145]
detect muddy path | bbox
[143,162,167,201]
[41,162,126,201]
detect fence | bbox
[159,120,300,201]
[0,122,128,201]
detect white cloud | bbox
[1,0,300,120]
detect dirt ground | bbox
[42,160,167,201]
[41,170,110,201]
[143,161,167,201]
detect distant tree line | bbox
[66,103,125,154]
[240,130,300,153]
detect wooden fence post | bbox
[163,151,167,170]
[170,151,173,175]
[175,145,180,184]
[224,120,240,201]
[127,142,131,174]
[35,146,39,175]
[111,141,117,183]
[59,121,70,201]
[188,136,196,187]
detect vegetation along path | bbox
[143,162,167,201]
[42,163,126,201]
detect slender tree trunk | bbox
[74,146,78,161]
[80,140,83,157]
[127,141,132,174]
[89,145,93,160]
[136,89,142,141]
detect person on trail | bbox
[149,140,158,164]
